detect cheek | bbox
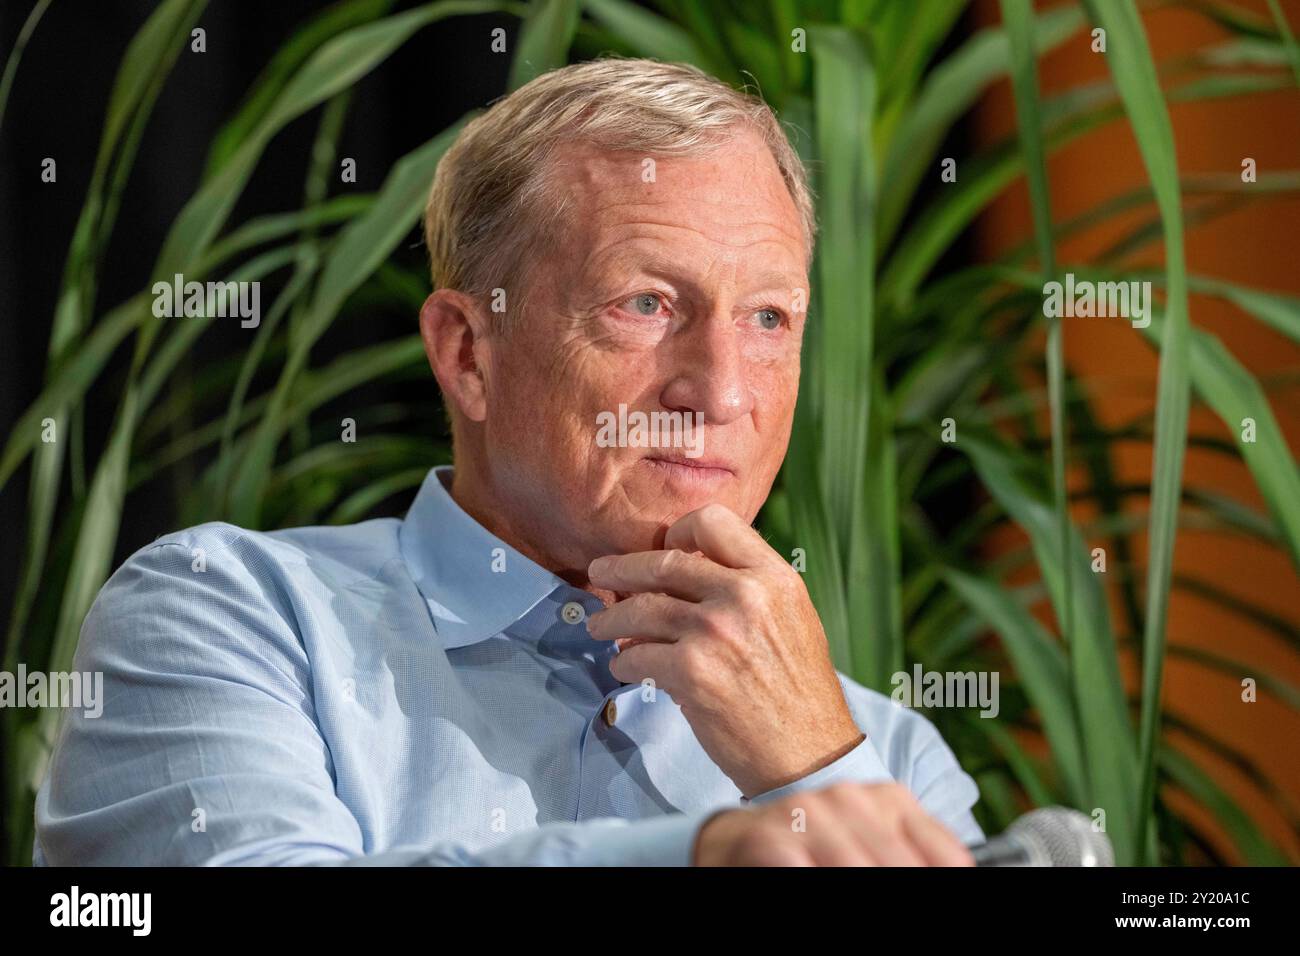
[744,360,800,490]
[482,344,564,468]
[488,335,647,464]
[748,353,801,429]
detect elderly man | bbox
[35,58,981,866]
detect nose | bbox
[658,311,754,426]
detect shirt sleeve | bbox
[744,734,893,806]
[743,708,985,847]
[908,727,986,846]
[347,810,730,867]
[32,533,727,867]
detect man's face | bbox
[478,126,809,568]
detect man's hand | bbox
[586,502,863,798]
[693,782,976,867]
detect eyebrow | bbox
[750,269,809,293]
[586,247,806,296]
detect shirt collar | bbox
[398,465,569,649]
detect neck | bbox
[446,459,619,607]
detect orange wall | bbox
[971,0,1300,862]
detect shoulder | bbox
[100,517,403,599]
[121,516,401,570]
[79,517,403,662]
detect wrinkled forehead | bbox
[539,133,809,276]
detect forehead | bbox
[542,128,808,275]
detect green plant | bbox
[2,0,1297,866]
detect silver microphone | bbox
[970,807,1114,867]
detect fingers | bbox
[796,810,879,866]
[695,810,815,867]
[607,639,676,686]
[587,549,729,600]
[586,592,693,643]
[716,783,969,867]
[663,503,773,570]
[902,805,976,867]
[587,505,784,600]
[831,786,928,866]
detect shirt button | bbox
[602,697,618,726]
[560,601,587,625]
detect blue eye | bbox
[756,308,782,330]
[631,293,661,316]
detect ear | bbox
[420,290,490,422]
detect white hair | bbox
[423,57,816,327]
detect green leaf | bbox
[848,374,902,689]
[721,17,788,105]
[966,714,1059,809]
[157,0,508,283]
[1184,0,1283,40]
[1141,318,1300,569]
[0,0,52,136]
[1159,747,1290,865]
[1186,275,1300,343]
[3,0,207,696]
[880,69,1283,315]
[878,3,1084,248]
[204,0,395,178]
[227,123,465,524]
[943,568,1087,805]
[808,25,875,558]
[1085,0,1194,864]
[509,0,579,91]
[580,0,711,67]
[783,398,852,673]
[1165,645,1300,711]
[328,467,438,524]
[1264,0,1300,87]
[1000,0,1075,683]
[962,432,1139,863]
[0,298,148,492]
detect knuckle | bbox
[748,817,790,846]
[825,781,862,802]
[734,829,784,864]
[796,791,834,816]
[696,608,730,641]
[662,599,688,630]
[654,549,682,578]
[871,786,918,827]
[883,782,919,807]
[779,565,808,598]
[731,574,766,609]
[677,641,711,681]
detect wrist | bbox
[745,725,866,800]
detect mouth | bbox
[641,455,737,484]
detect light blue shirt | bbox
[34,465,983,866]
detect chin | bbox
[611,459,747,525]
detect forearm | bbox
[199,809,731,867]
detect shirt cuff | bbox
[566,805,735,867]
[745,734,893,806]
